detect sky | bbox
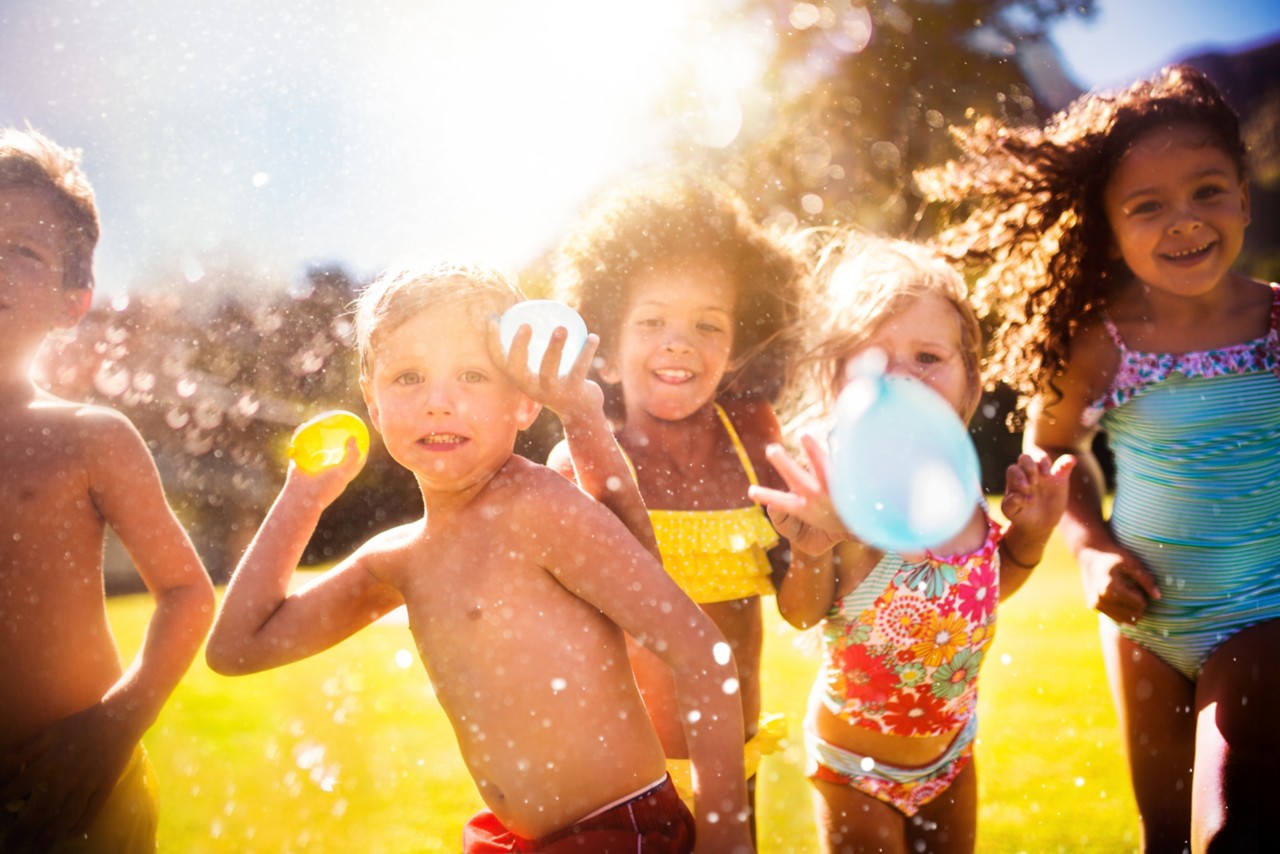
[3,0,1279,300]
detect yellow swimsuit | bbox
[641,405,779,604]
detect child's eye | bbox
[637,317,664,328]
[697,321,723,333]
[1194,184,1226,201]
[393,371,423,386]
[916,352,942,366]
[1129,200,1160,216]
[459,370,486,383]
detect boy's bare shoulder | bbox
[489,455,600,519]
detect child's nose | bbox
[1169,208,1204,235]
[422,382,455,413]
[660,325,693,353]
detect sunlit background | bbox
[7,2,1280,850]
[2,0,1276,298]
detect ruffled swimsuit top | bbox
[627,404,778,604]
[820,517,1002,737]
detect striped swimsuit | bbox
[1084,283,1280,679]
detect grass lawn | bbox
[109,529,1139,852]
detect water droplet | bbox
[713,641,732,665]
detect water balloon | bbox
[498,300,588,375]
[827,358,981,553]
[289,410,370,473]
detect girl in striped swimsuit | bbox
[922,65,1280,851]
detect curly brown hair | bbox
[554,172,804,417]
[917,65,1247,419]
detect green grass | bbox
[109,530,1139,852]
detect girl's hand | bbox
[1078,543,1161,624]
[748,435,849,556]
[1001,452,1075,540]
[486,318,604,427]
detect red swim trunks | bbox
[462,775,694,853]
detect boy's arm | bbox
[488,320,658,556]
[1,409,215,849]
[997,452,1075,599]
[205,442,402,675]
[537,481,751,852]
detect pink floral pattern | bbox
[822,517,1002,737]
[1084,283,1280,427]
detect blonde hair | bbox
[354,261,524,378]
[790,232,983,420]
[0,126,100,291]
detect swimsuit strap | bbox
[1269,282,1280,332]
[1100,314,1127,351]
[712,403,762,487]
[618,403,762,487]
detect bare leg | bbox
[1192,618,1280,853]
[909,761,977,854]
[812,776,908,854]
[1099,622,1195,852]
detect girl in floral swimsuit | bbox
[548,172,803,835]
[921,65,1280,851]
[749,234,1073,853]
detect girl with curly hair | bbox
[549,172,801,835]
[921,65,1280,851]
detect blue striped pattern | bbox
[1105,368,1280,678]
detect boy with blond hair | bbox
[206,263,752,852]
[0,127,215,852]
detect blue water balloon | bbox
[827,357,982,553]
[498,300,589,376]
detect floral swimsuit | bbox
[805,516,1001,815]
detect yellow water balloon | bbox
[289,410,370,473]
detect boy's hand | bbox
[748,435,849,556]
[0,704,136,851]
[284,435,365,509]
[486,317,604,427]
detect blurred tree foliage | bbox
[706,0,1094,237]
[38,265,421,583]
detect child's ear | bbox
[360,376,382,433]
[55,288,92,329]
[513,396,542,431]
[597,356,621,385]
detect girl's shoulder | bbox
[718,395,782,443]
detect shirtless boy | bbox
[206,263,752,852]
[0,128,215,852]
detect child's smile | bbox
[1104,122,1250,299]
[605,255,737,423]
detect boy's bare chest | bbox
[0,438,93,524]
[391,528,615,676]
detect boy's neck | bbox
[415,452,520,522]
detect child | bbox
[205,263,753,853]
[919,65,1280,851]
[0,128,215,852]
[748,235,1073,853]
[550,174,802,823]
